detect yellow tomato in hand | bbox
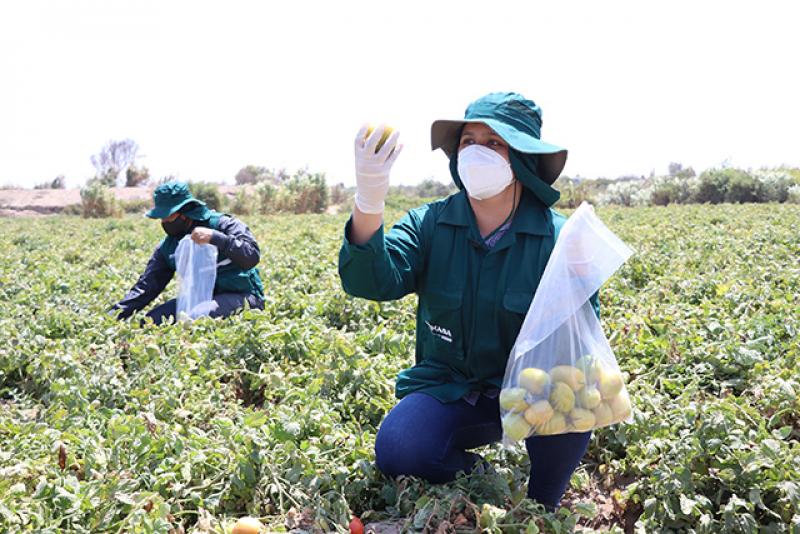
[365,125,394,153]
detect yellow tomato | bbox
[502,412,532,441]
[518,367,550,395]
[524,400,554,426]
[499,387,529,412]
[365,125,394,153]
[232,516,264,534]
[549,365,586,392]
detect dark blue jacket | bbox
[111,215,262,319]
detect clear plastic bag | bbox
[175,235,219,322]
[501,202,635,443]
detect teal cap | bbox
[431,92,568,185]
[145,181,206,219]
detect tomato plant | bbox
[0,203,797,532]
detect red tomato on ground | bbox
[349,516,364,534]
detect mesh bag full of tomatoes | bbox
[501,202,635,443]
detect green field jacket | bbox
[339,189,599,402]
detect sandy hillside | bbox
[0,186,242,216]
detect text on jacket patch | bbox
[425,321,453,343]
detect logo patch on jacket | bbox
[425,321,453,343]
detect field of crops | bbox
[1,202,798,533]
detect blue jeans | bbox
[374,392,591,509]
[145,293,264,325]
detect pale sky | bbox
[1,0,798,188]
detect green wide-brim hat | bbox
[145,181,207,219]
[431,92,567,185]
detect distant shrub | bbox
[416,178,453,199]
[125,165,150,187]
[271,188,295,213]
[62,203,82,216]
[285,170,328,213]
[329,183,349,206]
[119,198,151,214]
[80,181,120,218]
[753,169,795,203]
[557,180,596,209]
[255,182,277,214]
[93,170,120,188]
[34,176,66,189]
[235,165,288,185]
[787,184,800,204]
[229,188,256,215]
[725,170,759,203]
[259,169,329,214]
[650,183,675,206]
[648,175,698,206]
[694,169,732,204]
[189,182,224,211]
[599,179,650,207]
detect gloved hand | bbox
[191,227,213,245]
[353,124,402,214]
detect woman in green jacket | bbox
[338,92,597,509]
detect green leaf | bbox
[680,494,697,516]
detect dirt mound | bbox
[0,186,242,217]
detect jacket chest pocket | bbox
[420,290,464,361]
[503,291,534,316]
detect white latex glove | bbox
[353,124,402,214]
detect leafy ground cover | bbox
[0,203,798,533]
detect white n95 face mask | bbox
[457,145,514,200]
